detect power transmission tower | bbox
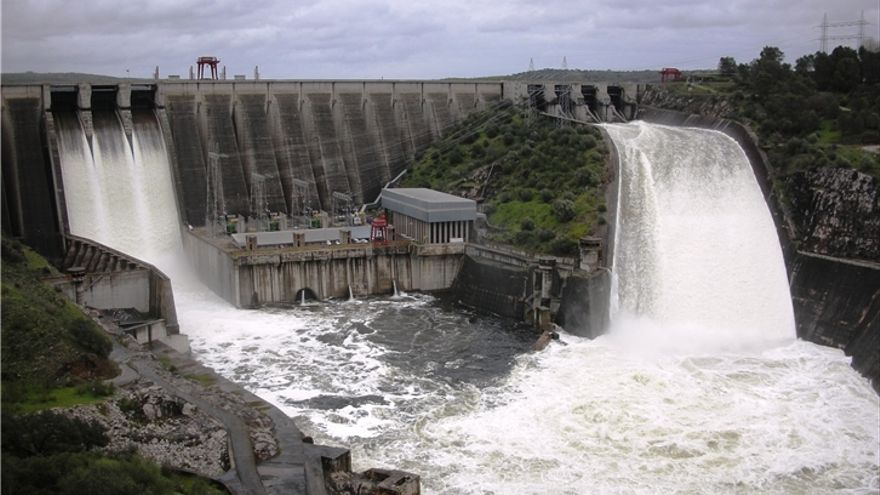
[528,58,535,72]
[562,56,568,70]
[818,11,871,52]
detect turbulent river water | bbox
[57,113,879,494]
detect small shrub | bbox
[520,218,535,231]
[513,230,534,245]
[536,229,555,242]
[76,380,114,398]
[448,148,463,165]
[539,189,554,203]
[549,237,578,256]
[517,188,534,201]
[552,199,576,222]
[1,410,108,456]
[68,319,111,358]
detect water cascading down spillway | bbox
[605,121,796,349]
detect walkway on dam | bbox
[108,330,340,495]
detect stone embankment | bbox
[57,309,419,495]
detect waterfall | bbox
[57,109,181,262]
[604,121,795,351]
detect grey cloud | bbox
[2,0,878,78]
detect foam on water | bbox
[56,114,879,494]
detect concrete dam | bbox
[2,79,635,255]
[2,76,879,493]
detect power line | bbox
[818,11,871,52]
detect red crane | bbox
[197,56,220,80]
[370,212,388,245]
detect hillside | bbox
[1,238,117,411]
[402,103,609,256]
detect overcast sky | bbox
[2,0,878,79]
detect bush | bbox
[513,230,534,245]
[581,135,597,149]
[447,147,463,165]
[539,189,554,203]
[2,411,108,457]
[549,237,578,256]
[536,229,555,242]
[68,319,111,358]
[552,199,576,222]
[520,218,535,231]
[517,188,534,201]
[77,380,114,398]
[574,168,598,187]
[3,452,174,495]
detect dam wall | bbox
[1,85,63,259]
[637,106,880,391]
[2,79,637,245]
[158,80,506,227]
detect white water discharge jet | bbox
[57,114,879,494]
[55,113,108,241]
[605,121,795,352]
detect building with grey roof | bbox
[381,188,476,244]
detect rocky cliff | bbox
[786,168,879,261]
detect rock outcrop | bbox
[786,167,879,261]
[62,387,230,476]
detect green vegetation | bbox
[403,103,608,255]
[2,447,226,495]
[664,46,880,179]
[15,384,114,414]
[1,238,117,414]
[1,238,225,495]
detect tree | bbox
[859,46,880,84]
[795,54,815,75]
[552,199,576,222]
[828,46,861,92]
[718,57,737,77]
[750,46,790,95]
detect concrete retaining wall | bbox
[450,255,528,319]
[182,229,240,305]
[556,270,611,339]
[56,234,179,333]
[183,231,464,308]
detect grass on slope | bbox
[402,104,609,255]
[1,238,117,414]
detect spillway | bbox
[55,114,879,494]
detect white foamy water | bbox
[57,114,879,494]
